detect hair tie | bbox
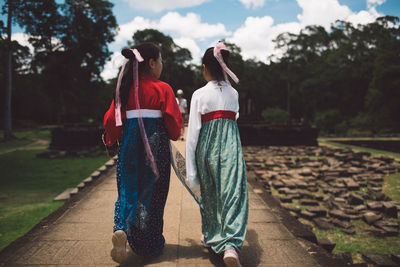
[213,41,239,85]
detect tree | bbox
[365,17,400,132]
[2,0,15,139]
[1,0,61,138]
[266,15,400,133]
[128,29,196,96]
[1,0,118,125]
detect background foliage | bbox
[1,0,399,135]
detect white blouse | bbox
[185,80,240,187]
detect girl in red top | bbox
[104,43,182,263]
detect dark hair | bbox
[202,47,230,81]
[117,42,161,106]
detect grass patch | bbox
[311,220,400,263]
[383,173,400,202]
[0,129,51,153]
[319,140,400,159]
[0,149,108,251]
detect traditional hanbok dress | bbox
[104,72,182,256]
[186,80,248,254]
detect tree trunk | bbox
[4,0,14,140]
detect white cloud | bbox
[112,12,230,47]
[103,0,388,80]
[122,0,210,12]
[113,17,156,46]
[102,12,230,80]
[11,33,33,52]
[101,52,121,81]
[159,12,231,40]
[228,16,301,61]
[239,0,265,9]
[367,0,386,9]
[296,0,352,29]
[296,0,383,29]
[11,33,64,53]
[346,9,379,26]
[174,37,202,64]
[229,0,384,63]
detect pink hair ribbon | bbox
[114,49,159,179]
[114,49,143,126]
[213,41,239,85]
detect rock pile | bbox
[244,145,400,262]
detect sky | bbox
[6,0,400,81]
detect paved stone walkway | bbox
[0,139,49,155]
[0,139,323,266]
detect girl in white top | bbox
[185,42,248,267]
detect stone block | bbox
[91,171,101,179]
[98,165,107,173]
[362,211,382,225]
[83,177,93,185]
[367,201,384,212]
[348,193,364,205]
[313,218,334,230]
[329,210,352,221]
[343,178,360,190]
[280,195,293,203]
[306,207,327,217]
[299,199,319,206]
[54,188,75,201]
[300,210,316,220]
[105,159,114,168]
[362,253,398,267]
[317,238,336,253]
[383,202,398,218]
[69,188,79,196]
[77,182,85,190]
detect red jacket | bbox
[104,73,183,146]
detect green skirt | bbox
[195,118,248,254]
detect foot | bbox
[110,230,128,263]
[223,249,241,267]
[200,234,210,248]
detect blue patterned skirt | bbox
[196,118,248,254]
[114,117,170,256]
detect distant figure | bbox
[176,89,187,140]
[103,43,182,263]
[186,42,248,267]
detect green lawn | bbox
[300,218,400,263]
[0,130,108,251]
[319,138,400,159]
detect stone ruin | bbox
[36,124,105,158]
[243,145,400,266]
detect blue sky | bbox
[4,0,400,80]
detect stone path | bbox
[0,139,49,155]
[0,139,328,266]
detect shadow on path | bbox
[118,238,226,266]
[241,229,262,267]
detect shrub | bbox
[261,107,289,124]
[314,109,341,134]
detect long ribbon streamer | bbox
[114,49,159,180]
[213,41,239,86]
